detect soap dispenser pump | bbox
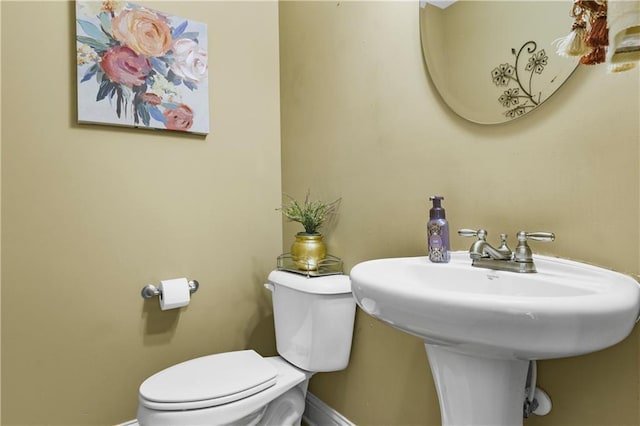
[428,196,450,263]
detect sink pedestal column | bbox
[425,344,529,426]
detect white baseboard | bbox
[303,392,355,426]
[118,392,353,426]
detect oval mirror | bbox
[420,1,581,124]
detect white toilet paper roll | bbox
[158,278,190,310]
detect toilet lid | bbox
[139,350,278,410]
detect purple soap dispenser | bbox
[428,196,450,263]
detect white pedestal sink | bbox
[350,252,640,426]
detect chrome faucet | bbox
[458,229,555,273]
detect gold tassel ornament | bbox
[586,10,609,47]
[581,45,607,64]
[553,21,591,57]
[581,0,609,65]
[555,0,610,65]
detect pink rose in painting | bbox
[101,46,151,87]
[112,8,172,57]
[170,38,208,83]
[163,104,194,131]
[141,93,162,106]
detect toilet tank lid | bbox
[268,270,351,295]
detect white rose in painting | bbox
[170,39,208,84]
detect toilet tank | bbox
[266,270,356,372]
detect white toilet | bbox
[136,270,356,426]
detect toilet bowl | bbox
[136,270,355,426]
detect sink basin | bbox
[351,251,640,359]
[350,252,640,425]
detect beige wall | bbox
[2,1,639,425]
[0,0,3,419]
[279,1,640,425]
[1,1,281,424]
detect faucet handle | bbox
[458,229,487,240]
[458,229,478,237]
[514,231,555,263]
[497,234,512,257]
[517,231,555,242]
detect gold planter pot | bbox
[291,233,327,271]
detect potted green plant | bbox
[279,191,340,271]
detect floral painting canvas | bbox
[76,1,209,134]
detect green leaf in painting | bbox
[98,12,113,36]
[172,20,188,39]
[80,64,99,83]
[96,80,114,101]
[150,57,168,75]
[137,102,151,127]
[116,86,123,118]
[77,19,109,44]
[77,36,108,52]
[147,105,166,123]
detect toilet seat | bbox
[137,357,311,426]
[139,350,278,411]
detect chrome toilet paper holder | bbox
[141,280,200,299]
